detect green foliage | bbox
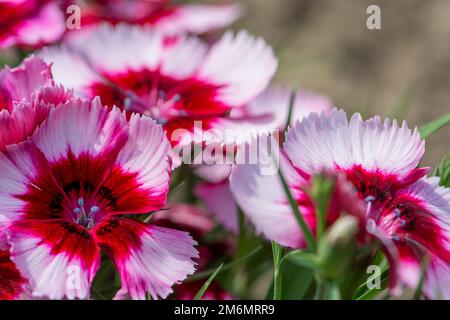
[434,155,450,187]
[194,263,224,300]
[419,112,450,139]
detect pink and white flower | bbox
[231,109,450,298]
[195,87,333,234]
[0,55,72,151]
[151,203,234,300]
[74,0,241,36]
[0,229,29,300]
[0,0,66,48]
[39,23,278,148]
[0,98,198,300]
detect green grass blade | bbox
[186,245,263,282]
[419,112,450,139]
[278,169,316,251]
[193,263,224,300]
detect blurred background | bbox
[200,0,450,166]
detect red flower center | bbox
[89,69,227,124]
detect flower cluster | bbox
[0,0,449,301]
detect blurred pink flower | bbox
[152,203,235,300]
[0,55,72,151]
[39,24,277,149]
[0,99,198,300]
[195,87,333,234]
[0,0,65,48]
[75,0,241,36]
[0,230,29,300]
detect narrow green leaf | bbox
[91,288,108,300]
[282,250,318,270]
[278,169,316,251]
[434,155,450,187]
[354,270,389,300]
[419,112,450,139]
[193,263,224,300]
[283,88,297,132]
[272,241,284,300]
[186,245,262,282]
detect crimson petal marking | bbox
[0,3,65,48]
[0,141,59,223]
[8,219,100,300]
[0,249,29,300]
[101,114,171,215]
[93,217,198,300]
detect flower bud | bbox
[317,215,359,280]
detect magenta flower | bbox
[0,0,65,48]
[0,55,72,151]
[0,99,198,300]
[39,24,277,147]
[76,0,241,36]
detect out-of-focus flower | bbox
[175,281,233,300]
[0,99,198,300]
[74,0,241,36]
[0,230,29,300]
[39,24,277,149]
[0,0,66,48]
[0,55,72,151]
[195,87,333,234]
[152,203,234,300]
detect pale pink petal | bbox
[229,134,315,248]
[195,181,239,234]
[0,3,65,48]
[234,86,333,130]
[0,102,50,151]
[424,256,450,299]
[0,55,52,105]
[284,109,425,180]
[0,141,52,225]
[93,217,198,300]
[8,219,100,300]
[151,203,215,235]
[193,164,231,184]
[160,36,208,79]
[107,113,172,213]
[197,31,278,106]
[65,24,164,75]
[155,4,241,35]
[32,98,128,162]
[38,46,102,96]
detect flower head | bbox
[39,24,278,148]
[0,55,72,151]
[0,98,198,300]
[231,109,450,298]
[0,0,65,48]
[74,0,241,36]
